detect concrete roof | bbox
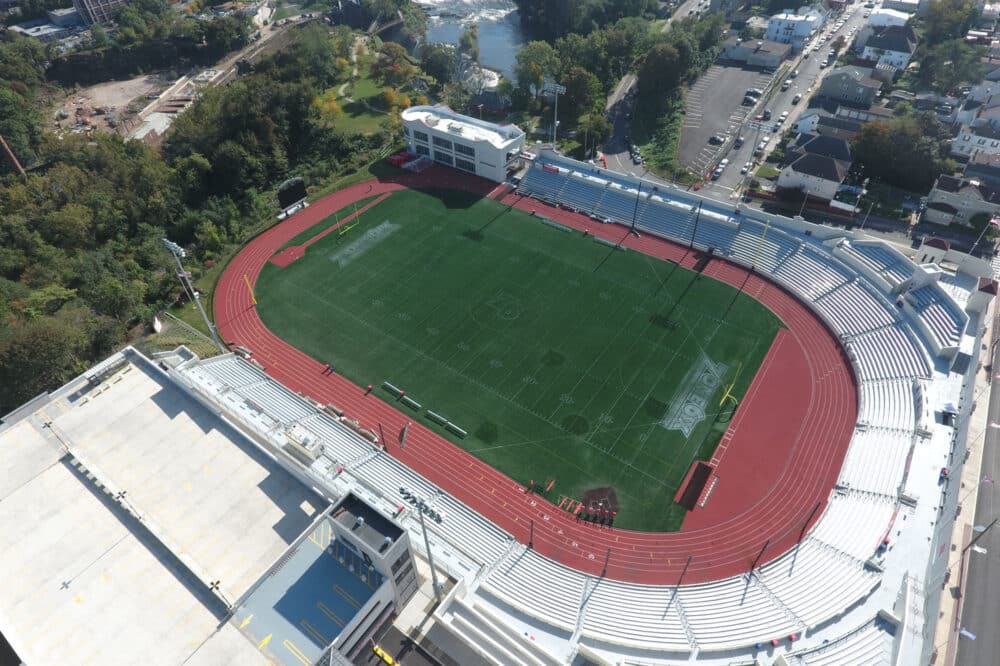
[401,105,524,150]
[0,348,327,665]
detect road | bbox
[601,4,868,200]
[601,0,703,174]
[706,4,869,198]
[955,320,1000,666]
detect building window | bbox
[414,144,430,156]
[455,157,476,172]
[434,151,453,165]
[454,142,475,157]
[413,130,428,143]
[433,136,453,150]
[391,553,408,574]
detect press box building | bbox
[401,104,526,182]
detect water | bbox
[417,0,525,80]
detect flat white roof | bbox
[0,348,327,664]
[0,418,265,665]
[401,105,524,150]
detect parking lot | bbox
[678,64,774,177]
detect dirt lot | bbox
[53,72,170,136]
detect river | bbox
[416,0,525,80]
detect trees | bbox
[515,40,559,98]
[513,0,653,40]
[924,0,978,47]
[458,23,479,63]
[561,66,601,117]
[638,43,684,100]
[372,42,417,87]
[920,39,983,95]
[851,112,952,191]
[0,87,41,171]
[421,43,455,84]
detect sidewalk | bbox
[930,308,995,665]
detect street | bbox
[706,3,869,198]
[955,318,1000,666]
[601,3,869,202]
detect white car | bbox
[741,161,752,174]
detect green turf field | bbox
[256,188,782,531]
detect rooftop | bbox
[401,105,524,150]
[0,348,327,664]
[333,492,403,553]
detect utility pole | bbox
[161,239,226,353]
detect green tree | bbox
[90,24,111,49]
[638,43,683,105]
[561,66,601,117]
[515,40,559,99]
[578,110,612,157]
[852,112,952,191]
[421,43,455,84]
[0,88,41,171]
[459,23,480,62]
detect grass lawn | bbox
[255,188,782,531]
[333,66,388,135]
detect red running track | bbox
[214,167,857,585]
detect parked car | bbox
[742,96,757,106]
[779,111,789,122]
[790,69,799,78]
[709,134,725,145]
[734,136,745,148]
[792,93,803,104]
[781,81,791,91]
[763,109,772,120]
[771,121,782,132]
[741,161,752,174]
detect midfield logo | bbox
[661,355,728,437]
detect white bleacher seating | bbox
[580,580,690,651]
[238,380,315,423]
[858,380,917,431]
[200,355,268,388]
[726,224,799,273]
[848,326,931,381]
[758,539,881,628]
[358,453,510,565]
[677,577,799,650]
[772,248,853,300]
[908,286,965,349]
[795,619,894,665]
[808,494,895,560]
[841,242,910,280]
[484,549,587,632]
[837,429,913,497]
[814,281,895,336]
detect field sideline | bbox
[255,188,782,532]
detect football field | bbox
[255,188,782,531]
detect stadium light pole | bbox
[546,82,566,146]
[161,238,226,353]
[416,499,443,603]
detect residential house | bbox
[922,174,1000,226]
[720,37,792,68]
[963,152,1000,188]
[777,133,853,201]
[860,25,918,70]
[793,112,864,140]
[819,65,882,107]
[952,123,1000,160]
[765,9,825,52]
[853,8,910,48]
